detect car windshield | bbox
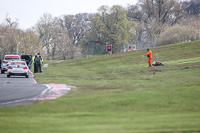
[11,62,26,65]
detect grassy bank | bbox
[0,41,200,132]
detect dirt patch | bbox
[150,69,163,75]
[151,69,163,72]
[183,67,189,69]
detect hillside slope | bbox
[0,41,200,133]
[37,40,200,90]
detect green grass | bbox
[0,41,200,133]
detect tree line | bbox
[0,0,199,59]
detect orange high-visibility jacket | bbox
[145,50,152,59]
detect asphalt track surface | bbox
[0,71,47,107]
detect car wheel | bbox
[7,74,10,78]
[1,69,4,74]
[26,75,29,78]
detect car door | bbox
[21,55,32,69]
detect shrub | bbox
[156,25,199,46]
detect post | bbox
[141,41,143,49]
[17,42,20,54]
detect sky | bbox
[0,0,138,30]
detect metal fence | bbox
[122,40,155,52]
[141,40,155,49]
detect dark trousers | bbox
[34,63,38,73]
[36,63,42,73]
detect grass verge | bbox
[0,41,200,133]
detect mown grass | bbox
[0,41,200,133]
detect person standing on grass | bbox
[144,48,152,67]
[35,53,43,73]
[32,53,38,73]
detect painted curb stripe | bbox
[29,84,71,101]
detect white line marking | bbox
[0,85,51,106]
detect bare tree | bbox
[51,17,76,59]
[34,13,91,59]
[184,0,200,16]
[0,16,19,57]
[55,32,77,60]
[15,29,42,55]
[127,0,187,43]
[34,13,54,58]
[62,13,92,47]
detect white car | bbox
[1,54,20,74]
[7,61,29,78]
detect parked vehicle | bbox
[21,55,32,69]
[1,54,20,74]
[7,60,29,78]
